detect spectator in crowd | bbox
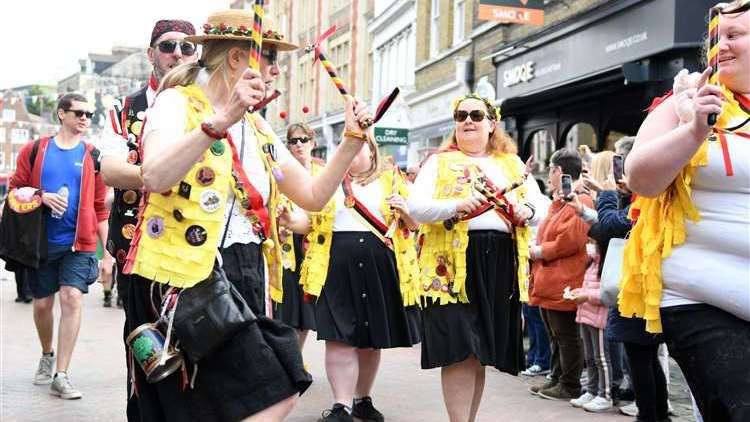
[9,93,112,400]
[528,148,593,401]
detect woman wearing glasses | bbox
[121,9,374,422]
[299,132,421,422]
[273,123,319,350]
[408,94,548,422]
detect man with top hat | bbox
[96,18,196,420]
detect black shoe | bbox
[23,296,33,303]
[352,396,384,422]
[103,291,112,308]
[116,296,123,308]
[318,404,353,422]
[14,297,24,303]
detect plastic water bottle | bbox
[51,185,69,219]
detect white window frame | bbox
[430,0,440,57]
[453,0,465,46]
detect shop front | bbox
[492,0,715,173]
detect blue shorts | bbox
[30,243,99,298]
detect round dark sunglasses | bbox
[157,40,196,56]
[67,109,94,119]
[453,110,487,123]
[287,136,311,145]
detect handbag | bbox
[600,237,626,307]
[0,140,47,271]
[172,265,256,363]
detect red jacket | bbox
[529,195,593,312]
[9,137,109,252]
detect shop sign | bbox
[503,61,535,87]
[479,0,544,26]
[374,127,408,145]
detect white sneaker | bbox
[521,364,550,376]
[50,373,83,400]
[619,402,639,417]
[583,396,613,413]
[33,354,55,385]
[570,392,596,408]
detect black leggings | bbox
[662,304,750,422]
[623,342,668,422]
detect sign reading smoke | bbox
[479,0,544,26]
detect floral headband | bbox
[451,93,501,121]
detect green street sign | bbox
[374,127,408,145]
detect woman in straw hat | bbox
[121,9,374,422]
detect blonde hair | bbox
[350,131,382,185]
[440,97,517,155]
[159,40,252,93]
[589,150,616,189]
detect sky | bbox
[0,0,230,90]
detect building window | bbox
[11,128,29,144]
[565,122,598,152]
[529,129,555,175]
[430,0,440,57]
[0,150,4,169]
[453,0,465,46]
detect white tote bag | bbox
[599,237,626,307]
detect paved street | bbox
[1,275,697,422]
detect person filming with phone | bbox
[527,148,594,400]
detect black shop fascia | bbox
[491,0,716,168]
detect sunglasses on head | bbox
[261,48,278,65]
[157,39,196,56]
[67,109,93,119]
[453,109,488,123]
[287,136,310,145]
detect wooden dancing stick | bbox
[248,0,264,72]
[707,5,721,126]
[305,25,374,129]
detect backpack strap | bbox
[29,139,41,172]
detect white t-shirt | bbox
[332,180,388,232]
[408,153,549,232]
[142,87,291,247]
[660,133,750,321]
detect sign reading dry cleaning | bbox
[479,0,544,25]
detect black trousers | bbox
[623,342,668,421]
[661,304,750,422]
[540,308,583,393]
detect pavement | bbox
[0,271,698,422]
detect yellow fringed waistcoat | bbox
[417,151,532,305]
[127,85,284,298]
[299,169,421,307]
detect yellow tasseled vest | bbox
[279,161,324,273]
[417,151,532,304]
[127,85,284,300]
[300,169,421,307]
[619,87,749,333]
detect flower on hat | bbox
[263,29,284,40]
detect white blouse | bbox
[142,88,291,247]
[408,153,549,232]
[660,133,750,321]
[331,180,387,232]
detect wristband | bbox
[200,120,227,140]
[343,130,367,141]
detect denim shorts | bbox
[30,243,99,298]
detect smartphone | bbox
[613,154,624,183]
[561,174,572,199]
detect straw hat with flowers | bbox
[186,9,298,51]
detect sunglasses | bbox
[453,109,488,123]
[261,48,278,65]
[287,136,311,145]
[67,109,94,119]
[157,39,196,56]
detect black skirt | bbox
[421,230,524,375]
[125,246,312,422]
[316,232,421,349]
[273,234,317,330]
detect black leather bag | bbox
[172,266,256,363]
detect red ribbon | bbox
[341,176,389,235]
[311,25,337,63]
[225,133,271,239]
[149,74,159,91]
